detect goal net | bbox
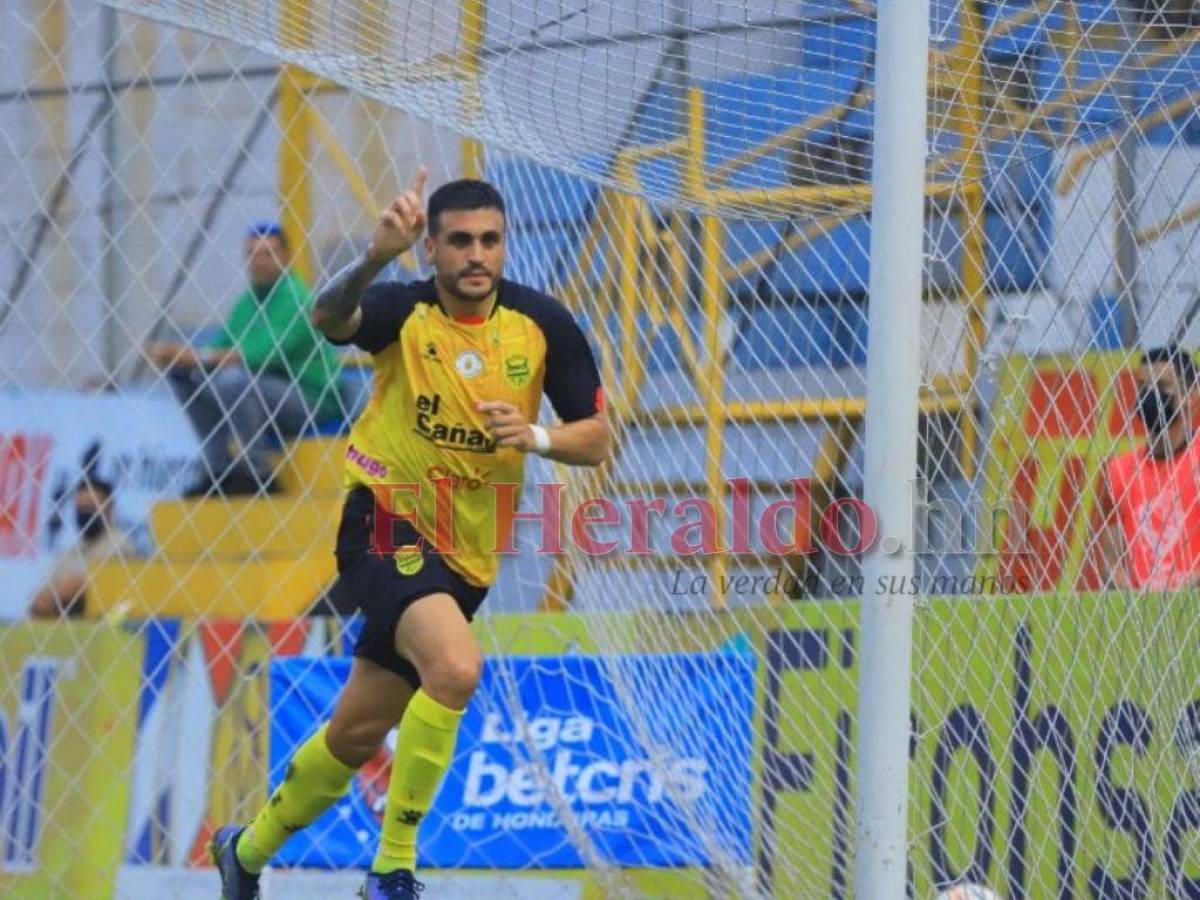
[3,0,1200,897]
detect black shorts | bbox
[334,486,488,687]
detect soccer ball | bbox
[935,885,1004,900]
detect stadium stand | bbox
[85,0,1200,615]
[88,438,346,618]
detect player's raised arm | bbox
[312,167,429,341]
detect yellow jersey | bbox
[331,277,604,586]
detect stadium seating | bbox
[733,304,840,370]
[1089,294,1127,350]
[484,157,598,293]
[982,0,1123,60]
[88,436,347,619]
[491,6,1200,369]
[90,4,1200,620]
[486,0,1200,354]
[705,31,871,304]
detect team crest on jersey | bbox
[505,354,531,387]
[395,549,424,576]
[455,349,484,379]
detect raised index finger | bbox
[410,166,429,198]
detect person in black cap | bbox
[29,453,136,618]
[146,223,342,496]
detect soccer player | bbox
[210,169,611,900]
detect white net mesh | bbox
[5,0,1200,897]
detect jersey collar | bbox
[426,276,505,324]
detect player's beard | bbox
[441,266,495,303]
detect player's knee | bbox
[421,650,482,709]
[325,715,390,768]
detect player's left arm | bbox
[496,296,611,466]
[477,401,610,466]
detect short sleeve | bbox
[542,305,604,423]
[328,280,415,354]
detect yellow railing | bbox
[954,0,988,480]
[607,16,1200,210]
[276,1,1200,609]
[278,0,316,285]
[460,0,486,177]
[1057,86,1200,194]
[556,2,1079,605]
[579,10,1200,509]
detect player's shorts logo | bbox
[505,354,531,387]
[395,549,425,576]
[455,349,484,379]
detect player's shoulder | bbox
[338,276,433,352]
[361,275,435,326]
[496,279,579,333]
[368,275,435,307]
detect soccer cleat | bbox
[359,869,426,899]
[208,825,261,900]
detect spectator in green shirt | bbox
[147,223,341,496]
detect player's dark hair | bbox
[426,179,506,236]
[1144,343,1198,389]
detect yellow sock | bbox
[236,723,356,873]
[372,690,465,874]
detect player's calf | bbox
[221,723,357,876]
[326,709,396,767]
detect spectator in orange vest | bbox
[1099,344,1200,590]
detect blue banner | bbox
[269,653,755,869]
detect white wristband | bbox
[529,424,552,455]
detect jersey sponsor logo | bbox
[455,349,484,379]
[456,720,700,816]
[414,393,497,453]
[346,443,388,478]
[394,549,424,576]
[426,463,489,491]
[504,354,531,388]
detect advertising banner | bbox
[123,617,333,867]
[0,388,199,618]
[755,592,1200,899]
[270,653,757,869]
[0,622,141,900]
